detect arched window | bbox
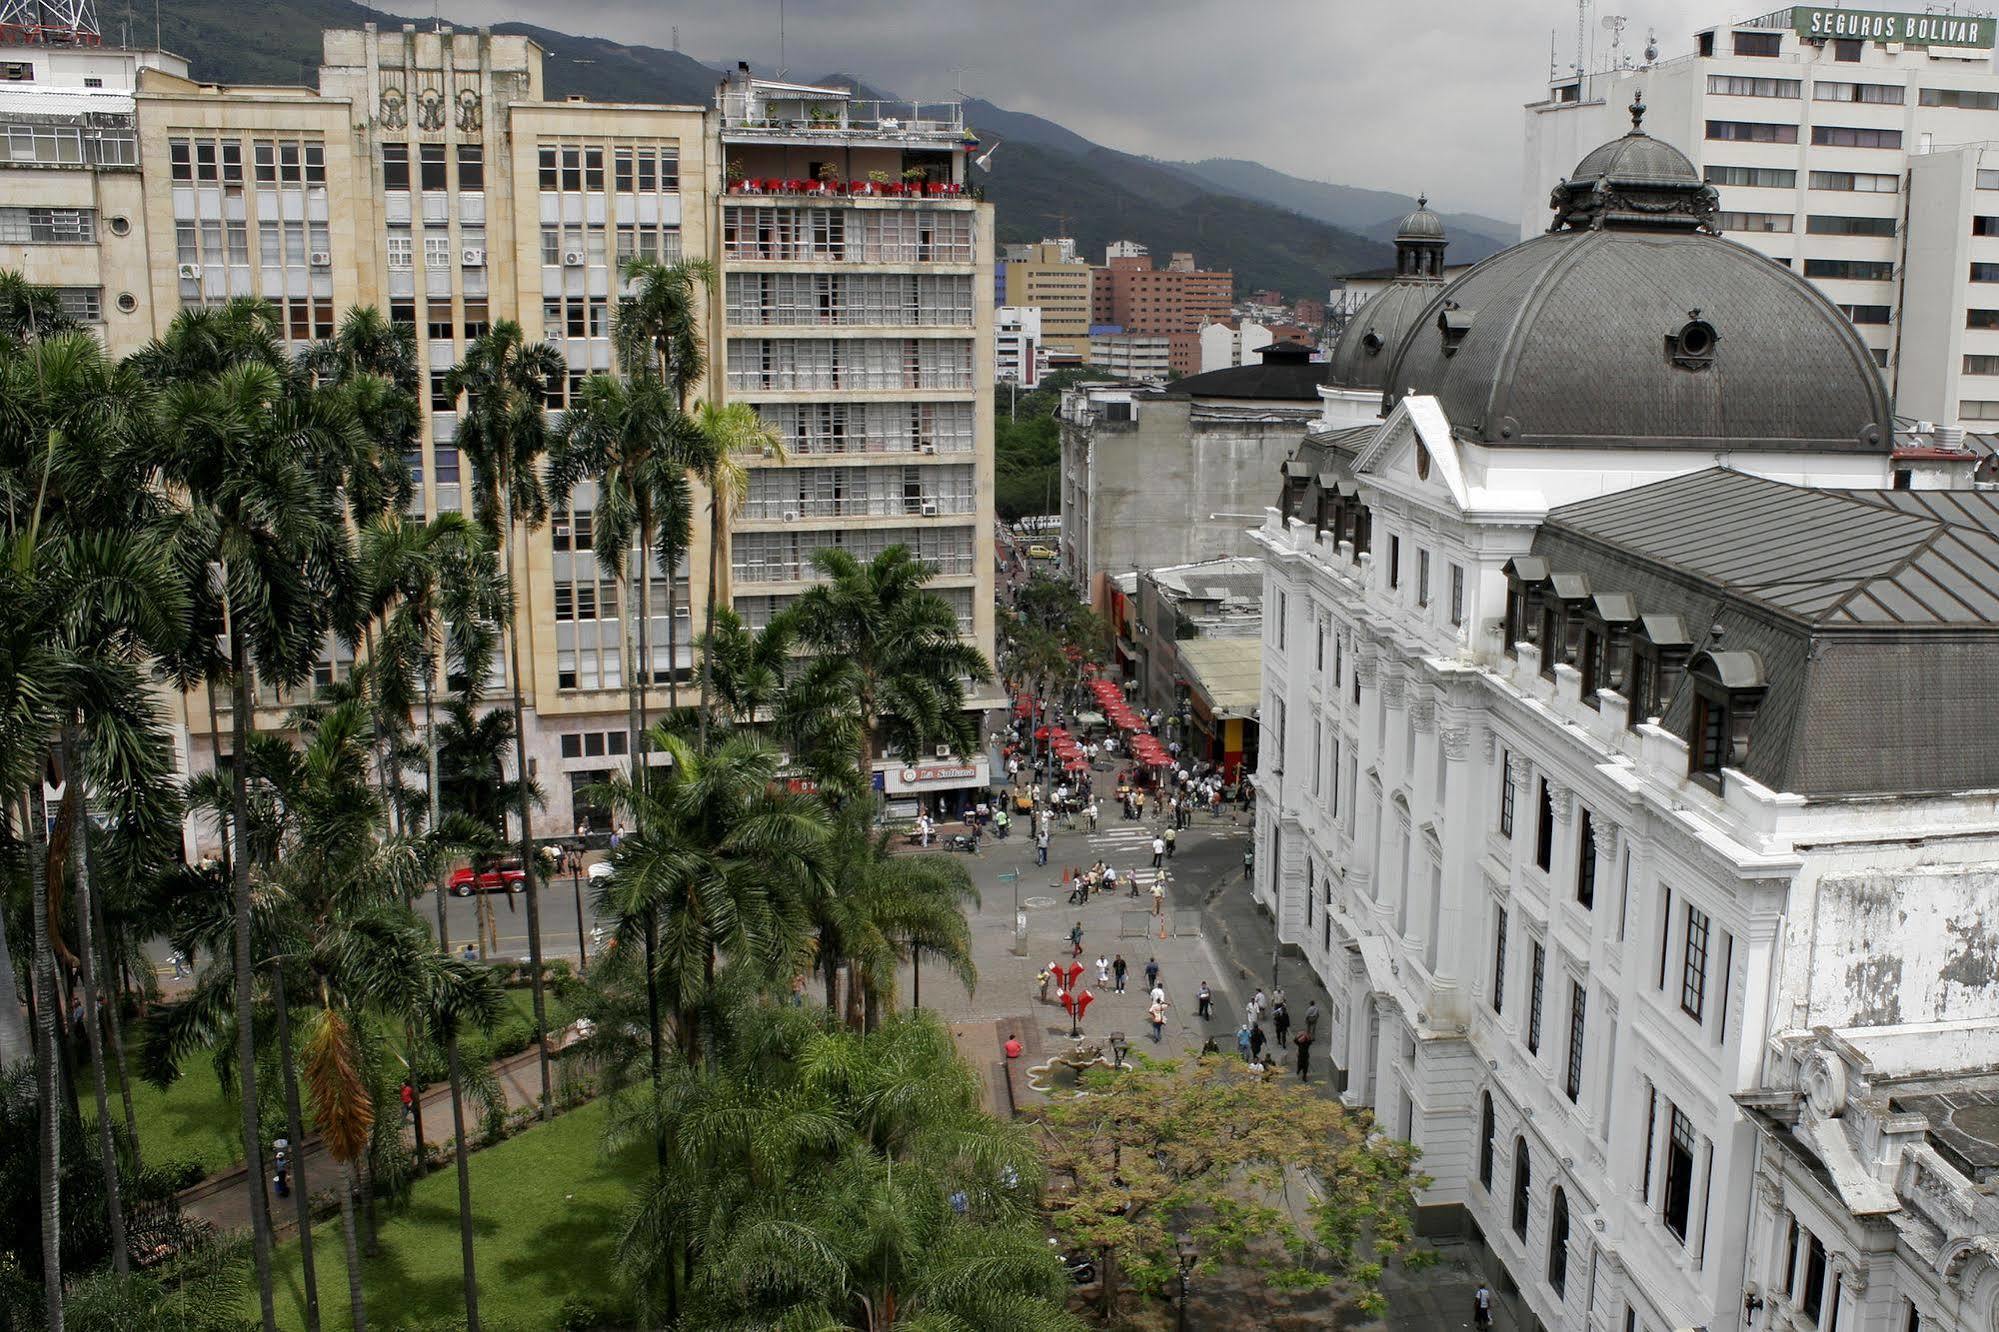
[1548,1187,1570,1295]
[1478,1092,1496,1191]
[1511,1137,1532,1238]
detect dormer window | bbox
[1685,648,1769,789]
[1438,304,1473,355]
[1667,312,1720,370]
[1362,330,1384,355]
[1626,614,1693,730]
[1503,557,1550,657]
[1540,573,1591,679]
[1578,594,1637,709]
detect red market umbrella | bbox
[1034,725,1052,740]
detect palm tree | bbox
[423,953,506,1332]
[700,606,796,729]
[611,1005,1077,1331]
[598,728,827,1073]
[790,545,994,795]
[140,301,362,1331]
[685,402,784,740]
[813,812,977,1030]
[611,257,712,403]
[448,320,564,1119]
[548,371,698,754]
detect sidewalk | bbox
[177,1034,574,1236]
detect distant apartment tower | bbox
[996,304,1040,387]
[1104,238,1147,261]
[1090,249,1232,335]
[1086,329,1174,379]
[1002,238,1092,358]
[1521,5,1999,424]
[715,69,1002,813]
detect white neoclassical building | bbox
[1252,104,1999,1332]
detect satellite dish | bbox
[973,138,1001,174]
[1645,29,1659,63]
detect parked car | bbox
[587,859,615,883]
[1027,544,1056,560]
[448,860,526,896]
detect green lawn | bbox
[89,1056,245,1178]
[263,1096,641,1331]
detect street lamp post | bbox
[1175,1233,1198,1332]
[571,848,587,974]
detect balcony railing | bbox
[742,494,975,521]
[726,177,975,201]
[726,367,974,392]
[717,94,967,139]
[724,237,975,264]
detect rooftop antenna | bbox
[1645,27,1659,65]
[1603,13,1628,70]
[671,24,678,52]
[776,0,785,79]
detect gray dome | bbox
[1327,281,1438,392]
[1380,227,1893,453]
[1570,132,1700,189]
[1396,196,1446,242]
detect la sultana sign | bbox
[1793,5,1996,49]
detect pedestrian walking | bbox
[272,1137,291,1199]
[1148,997,1168,1043]
[170,949,188,980]
[1294,1029,1314,1080]
[1249,1023,1267,1060]
[1036,826,1050,867]
[1474,1283,1494,1329]
[1069,920,1084,958]
[1251,987,1266,1019]
[1236,1023,1252,1061]
[1150,835,1164,868]
[1273,1000,1291,1048]
[1164,826,1176,858]
[1243,845,1254,880]
[400,1080,415,1123]
[1305,999,1321,1039]
[1113,954,1128,994]
[1197,981,1212,1021]
[1038,967,1051,1003]
[1145,957,1160,990]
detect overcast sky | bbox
[443,0,1756,216]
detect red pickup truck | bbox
[447,861,526,897]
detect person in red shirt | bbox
[1003,1034,1023,1059]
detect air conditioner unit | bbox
[562,250,586,267]
[462,247,485,267]
[934,744,952,758]
[920,501,938,516]
[309,251,331,268]
[919,442,938,454]
[781,509,799,522]
[177,263,202,280]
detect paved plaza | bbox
[896,792,1511,1331]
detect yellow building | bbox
[11,25,998,849]
[1003,239,1092,359]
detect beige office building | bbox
[5,26,997,844]
[1002,238,1093,358]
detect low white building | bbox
[1252,111,1999,1332]
[1198,317,1273,374]
[1087,330,1173,380]
[996,304,1041,387]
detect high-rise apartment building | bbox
[1521,5,1999,424]
[1089,250,1231,335]
[16,25,998,846]
[1001,239,1092,358]
[714,69,1000,805]
[995,304,1040,387]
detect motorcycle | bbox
[1047,1237,1095,1286]
[949,831,981,855]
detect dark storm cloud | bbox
[442,0,1744,215]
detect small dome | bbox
[1327,282,1437,393]
[1571,131,1700,189]
[1396,195,1446,242]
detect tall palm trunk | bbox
[643,911,662,1087]
[447,1032,481,1332]
[86,858,142,1171]
[663,543,680,711]
[635,507,653,741]
[228,633,280,1332]
[425,668,449,954]
[25,784,63,1332]
[61,729,127,1276]
[336,1162,366,1332]
[270,967,321,1332]
[698,504,723,751]
[0,899,27,1067]
[500,513,553,1119]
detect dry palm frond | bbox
[303,1006,375,1165]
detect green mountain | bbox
[1170,158,1518,265]
[156,0,1392,296]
